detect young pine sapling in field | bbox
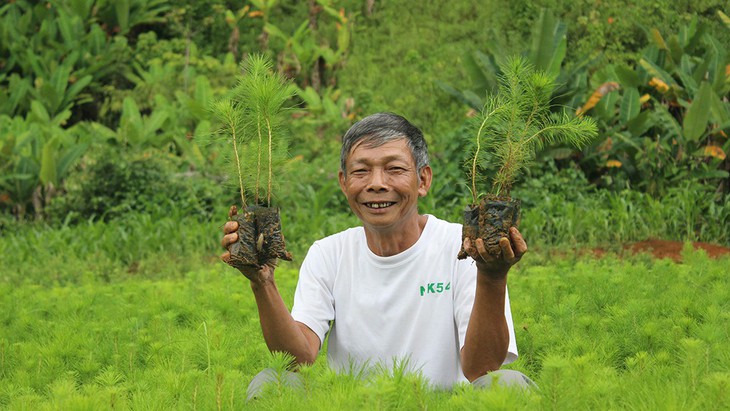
[457,56,598,258]
[211,54,296,270]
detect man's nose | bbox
[366,168,388,191]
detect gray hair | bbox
[340,112,429,174]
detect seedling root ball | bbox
[228,205,292,270]
[458,196,520,258]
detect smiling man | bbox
[221,112,534,396]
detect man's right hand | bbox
[221,205,276,286]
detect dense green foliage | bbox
[484,0,730,67]
[44,148,224,224]
[578,16,730,195]
[2,0,728,233]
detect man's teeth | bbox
[367,202,394,209]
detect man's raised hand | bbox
[462,227,527,279]
[221,205,276,286]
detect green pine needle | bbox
[210,54,296,207]
[466,56,598,201]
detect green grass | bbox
[1,236,728,409]
[339,1,498,137]
[0,268,272,409]
[0,210,222,286]
[2,174,727,289]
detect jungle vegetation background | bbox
[1,0,729,409]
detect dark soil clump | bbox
[227,205,292,270]
[458,195,521,259]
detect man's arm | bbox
[248,269,321,365]
[460,227,526,381]
[221,213,320,366]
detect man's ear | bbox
[338,170,347,193]
[418,165,432,197]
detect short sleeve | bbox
[452,258,519,364]
[291,242,336,349]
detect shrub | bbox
[480,0,730,66]
[46,147,225,224]
[576,16,729,196]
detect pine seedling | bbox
[459,56,598,257]
[211,54,296,207]
[211,54,296,269]
[466,56,598,201]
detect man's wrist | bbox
[250,277,276,292]
[475,270,508,287]
[476,262,510,279]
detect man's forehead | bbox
[347,138,412,162]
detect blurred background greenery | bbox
[1,0,728,271]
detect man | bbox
[221,112,533,394]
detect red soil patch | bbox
[592,240,730,263]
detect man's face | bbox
[339,138,432,232]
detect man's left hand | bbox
[462,227,527,279]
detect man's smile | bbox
[363,201,396,209]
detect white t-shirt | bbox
[291,215,518,388]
